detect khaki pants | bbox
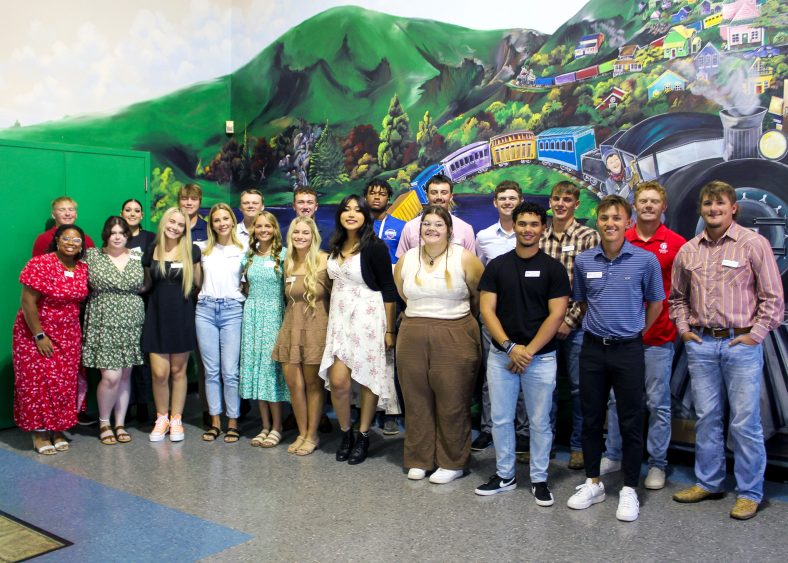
[396,315,480,470]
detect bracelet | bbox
[386,331,395,334]
[505,341,517,355]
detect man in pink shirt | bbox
[395,174,477,258]
[669,180,784,520]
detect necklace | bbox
[422,245,447,266]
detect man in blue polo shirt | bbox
[567,195,664,522]
[365,179,405,264]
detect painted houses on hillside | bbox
[694,42,723,80]
[747,57,775,94]
[720,0,765,49]
[647,70,688,99]
[672,6,691,23]
[596,87,629,111]
[663,25,701,59]
[614,44,642,75]
[575,33,605,58]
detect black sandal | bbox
[224,428,241,443]
[202,426,222,441]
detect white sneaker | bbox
[600,457,622,475]
[644,467,666,490]
[149,415,169,442]
[567,478,606,509]
[428,467,464,484]
[407,468,427,480]
[616,486,640,522]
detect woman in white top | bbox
[195,203,246,443]
[393,205,484,484]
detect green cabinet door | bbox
[0,140,149,429]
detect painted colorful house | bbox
[700,0,713,14]
[663,25,701,59]
[651,9,662,19]
[647,70,688,99]
[575,33,605,58]
[694,42,723,80]
[747,57,775,94]
[720,0,765,49]
[614,44,642,75]
[596,87,629,110]
[672,7,691,23]
[661,0,673,9]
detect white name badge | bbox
[129,254,141,260]
[170,262,183,269]
[722,259,740,268]
[286,276,296,284]
[587,272,603,279]
[524,271,541,278]
[433,271,446,279]
[64,271,75,278]
[263,261,275,268]
[562,245,575,252]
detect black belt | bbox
[691,326,752,339]
[585,332,642,346]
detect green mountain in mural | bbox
[0,5,546,177]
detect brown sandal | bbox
[114,426,132,443]
[99,425,116,445]
[202,426,222,441]
[224,428,241,443]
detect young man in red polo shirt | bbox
[32,196,95,256]
[599,181,685,490]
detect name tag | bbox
[524,271,541,278]
[722,259,739,268]
[129,254,141,260]
[587,272,603,279]
[170,262,183,270]
[433,271,446,279]
[64,271,74,278]
[263,261,275,268]
[286,276,296,284]
[562,245,575,252]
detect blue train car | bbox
[534,76,555,86]
[440,141,491,183]
[409,163,444,204]
[536,126,597,171]
[685,20,703,32]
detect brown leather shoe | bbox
[730,498,759,520]
[673,485,725,503]
[568,451,585,470]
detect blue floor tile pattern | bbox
[0,449,251,562]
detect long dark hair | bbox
[101,216,131,247]
[48,223,87,260]
[329,194,375,258]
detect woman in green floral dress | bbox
[82,216,145,445]
[239,211,289,448]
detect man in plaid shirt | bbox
[540,181,600,470]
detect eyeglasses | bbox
[60,237,83,244]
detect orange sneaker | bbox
[169,416,185,442]
[149,414,169,442]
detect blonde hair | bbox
[51,196,77,210]
[154,207,195,298]
[204,203,243,256]
[416,206,453,289]
[245,211,284,275]
[284,216,322,311]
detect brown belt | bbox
[692,326,752,339]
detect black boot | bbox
[347,432,369,465]
[336,429,355,462]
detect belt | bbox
[585,332,642,346]
[692,326,752,339]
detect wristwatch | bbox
[501,339,516,354]
[34,332,46,341]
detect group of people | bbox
[12,173,783,523]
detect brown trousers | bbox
[396,315,481,470]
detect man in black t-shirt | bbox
[475,202,570,506]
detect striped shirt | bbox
[540,219,600,329]
[573,240,665,339]
[669,221,784,343]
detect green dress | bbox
[239,250,290,402]
[82,248,145,369]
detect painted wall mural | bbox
[2,0,787,456]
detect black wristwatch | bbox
[501,339,516,354]
[34,332,46,341]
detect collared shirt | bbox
[374,214,406,264]
[236,221,251,250]
[573,240,665,339]
[669,221,784,343]
[626,223,686,346]
[475,221,516,266]
[191,216,209,249]
[540,219,600,329]
[395,213,477,258]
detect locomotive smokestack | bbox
[719,106,767,161]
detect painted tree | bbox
[416,110,437,164]
[150,166,184,222]
[342,124,378,172]
[309,125,348,190]
[378,94,410,170]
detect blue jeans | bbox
[686,333,765,502]
[480,322,529,437]
[550,329,584,451]
[605,342,674,470]
[195,297,243,419]
[488,347,556,482]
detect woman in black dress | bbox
[141,207,202,442]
